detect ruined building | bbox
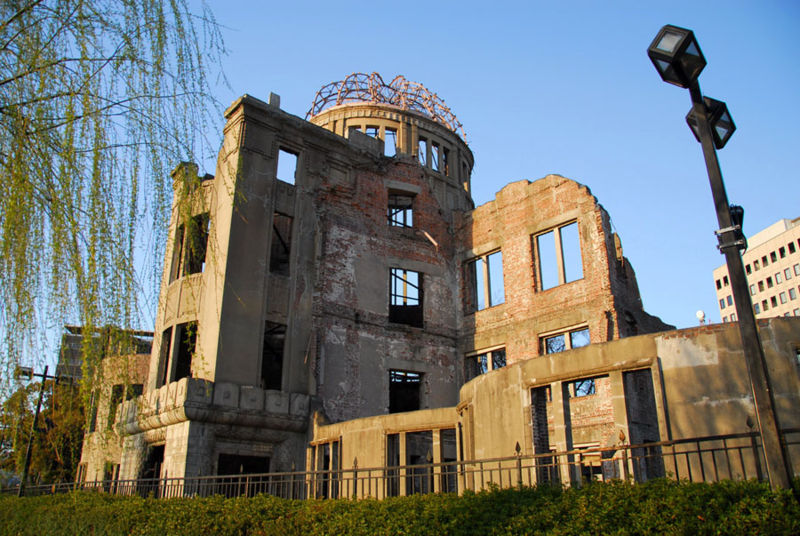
[80,73,679,483]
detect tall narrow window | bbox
[442,147,450,176]
[389,370,421,413]
[158,327,173,387]
[431,142,440,172]
[270,213,293,275]
[384,128,397,156]
[169,224,185,282]
[388,194,414,228]
[465,250,505,312]
[534,221,583,291]
[261,321,285,390]
[277,149,298,185]
[107,385,125,430]
[417,137,427,166]
[389,268,423,327]
[172,322,196,382]
[184,213,209,275]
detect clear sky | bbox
[201,0,800,329]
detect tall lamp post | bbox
[647,25,792,489]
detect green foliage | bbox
[1,479,798,535]
[0,380,83,483]
[0,0,225,397]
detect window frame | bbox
[540,325,590,355]
[533,221,584,291]
[464,250,505,312]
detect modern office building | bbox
[714,217,800,322]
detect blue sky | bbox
[203,0,800,328]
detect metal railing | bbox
[5,430,798,499]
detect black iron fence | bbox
[6,430,799,499]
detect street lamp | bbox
[648,25,793,490]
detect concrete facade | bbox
[92,76,672,482]
[311,318,800,494]
[714,217,800,321]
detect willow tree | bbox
[0,1,224,395]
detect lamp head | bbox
[648,25,706,88]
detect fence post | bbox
[515,442,523,489]
[355,457,361,499]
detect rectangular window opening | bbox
[277,149,298,185]
[745,264,752,275]
[270,213,293,276]
[754,303,760,314]
[388,193,414,228]
[723,275,729,286]
[158,327,173,388]
[570,379,596,398]
[384,128,397,156]
[389,370,421,413]
[465,348,506,381]
[789,243,796,254]
[443,147,450,176]
[465,251,505,312]
[779,247,786,258]
[431,142,440,172]
[365,125,379,138]
[107,384,125,431]
[771,251,778,263]
[169,224,185,282]
[261,321,286,390]
[534,221,583,291]
[389,268,423,327]
[172,322,197,382]
[417,137,427,166]
[184,213,210,275]
[541,326,590,355]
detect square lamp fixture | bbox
[686,97,736,149]
[647,25,706,88]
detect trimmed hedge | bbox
[0,479,798,535]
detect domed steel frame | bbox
[307,72,466,139]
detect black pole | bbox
[18,366,48,497]
[688,82,792,490]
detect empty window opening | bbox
[139,445,164,480]
[389,268,423,327]
[431,142,440,172]
[715,279,722,290]
[767,277,774,288]
[172,322,197,382]
[570,379,596,397]
[270,213,293,276]
[770,251,778,263]
[389,370,421,413]
[746,264,752,274]
[184,213,210,275]
[347,125,362,137]
[789,242,796,254]
[169,224,185,282]
[88,391,99,433]
[762,300,769,311]
[384,128,397,156]
[417,137,427,166]
[465,348,506,381]
[365,125,379,138]
[106,384,125,430]
[439,428,457,493]
[758,281,765,292]
[388,194,414,228]
[218,454,269,476]
[406,430,433,495]
[762,255,769,267]
[723,275,729,286]
[534,221,583,291]
[541,327,590,355]
[442,147,450,176]
[261,321,286,390]
[158,327,173,387]
[386,433,400,497]
[754,260,760,271]
[465,250,505,312]
[779,247,786,258]
[277,149,298,185]
[771,296,778,307]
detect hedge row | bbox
[1,479,798,535]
